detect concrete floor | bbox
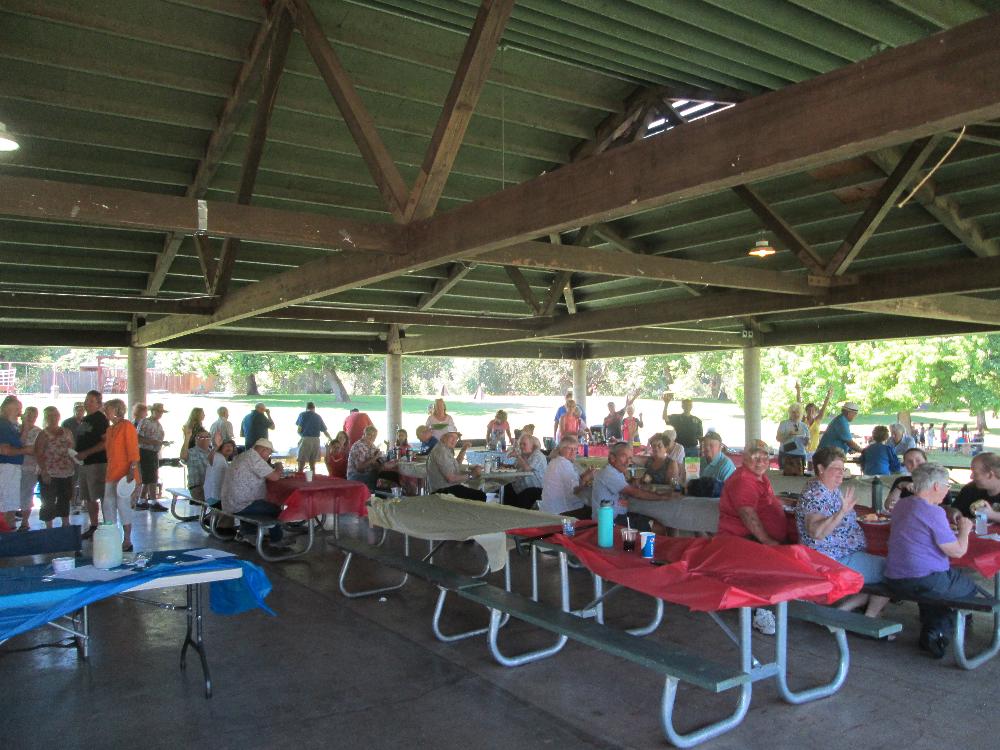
[4,508,1000,750]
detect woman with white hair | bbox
[102,399,140,551]
[660,427,685,466]
[885,462,981,657]
[888,423,916,455]
[18,405,41,531]
[776,402,809,476]
[503,433,548,509]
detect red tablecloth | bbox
[546,527,862,612]
[578,444,646,458]
[267,475,371,522]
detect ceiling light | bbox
[0,122,19,152]
[748,237,776,258]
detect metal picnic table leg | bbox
[431,546,500,642]
[773,601,850,704]
[179,583,213,699]
[660,607,752,748]
[338,533,411,598]
[578,574,663,636]
[953,573,1000,670]
[486,550,571,666]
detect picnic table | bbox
[267,474,371,521]
[0,549,272,697]
[499,525,887,746]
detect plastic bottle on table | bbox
[976,510,989,536]
[597,499,614,548]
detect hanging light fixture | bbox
[747,233,776,258]
[0,122,19,152]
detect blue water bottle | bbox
[597,500,614,548]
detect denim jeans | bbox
[887,569,979,635]
[239,499,283,542]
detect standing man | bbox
[343,407,373,448]
[240,402,274,450]
[0,396,31,531]
[603,390,639,443]
[426,429,486,501]
[295,401,333,473]
[818,402,863,454]
[136,402,168,512]
[553,390,586,441]
[74,390,108,540]
[209,406,234,449]
[668,398,703,460]
[591,441,671,527]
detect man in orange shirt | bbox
[103,399,140,552]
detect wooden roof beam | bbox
[145,2,287,295]
[504,266,543,314]
[403,0,516,222]
[834,294,1000,326]
[0,292,214,315]
[262,306,544,330]
[479,241,814,295]
[212,6,295,298]
[288,0,409,220]
[824,136,942,276]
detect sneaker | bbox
[80,525,98,540]
[148,503,167,513]
[919,629,950,659]
[135,501,149,510]
[753,608,777,636]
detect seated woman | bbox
[885,462,979,658]
[346,425,384,491]
[636,435,679,487]
[503,434,547,509]
[795,447,890,618]
[776,402,809,476]
[860,425,901,475]
[325,430,349,478]
[415,425,438,455]
[660,427,685,466]
[884,447,927,513]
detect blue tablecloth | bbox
[0,550,274,642]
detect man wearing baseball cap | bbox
[700,430,736,483]
[818,402,863,453]
[221,437,287,546]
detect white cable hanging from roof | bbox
[897,126,966,208]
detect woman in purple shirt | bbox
[885,462,978,658]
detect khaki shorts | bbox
[79,463,107,503]
[298,436,321,463]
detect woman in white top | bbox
[539,437,594,518]
[776,402,810,476]
[425,399,457,441]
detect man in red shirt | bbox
[717,442,788,545]
[343,408,373,447]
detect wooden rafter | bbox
[401,254,1000,353]
[212,6,295,298]
[504,265,542,314]
[144,3,287,295]
[868,148,1000,258]
[732,184,826,275]
[263,306,545,330]
[417,262,475,311]
[193,235,218,292]
[834,294,1000,325]
[403,0,516,222]
[823,136,942,276]
[0,292,214,315]
[288,0,409,220]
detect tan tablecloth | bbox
[367,494,565,571]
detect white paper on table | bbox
[184,548,237,559]
[978,533,1000,542]
[52,565,134,582]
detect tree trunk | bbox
[245,373,259,396]
[977,410,988,433]
[325,368,349,402]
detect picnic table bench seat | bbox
[862,582,1000,669]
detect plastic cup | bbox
[620,527,638,552]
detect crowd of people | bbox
[2,387,996,654]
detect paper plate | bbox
[117,476,136,497]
